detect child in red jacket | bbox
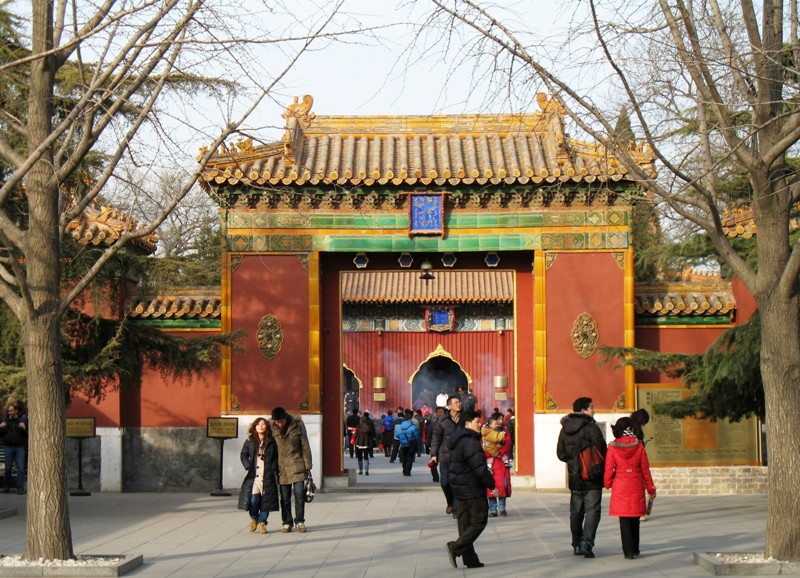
[604,417,657,559]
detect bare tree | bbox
[417,0,800,561]
[0,0,353,561]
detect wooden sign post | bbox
[66,417,96,496]
[207,417,238,496]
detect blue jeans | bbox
[249,493,269,523]
[488,496,506,514]
[279,481,305,526]
[3,446,25,492]
[570,488,602,549]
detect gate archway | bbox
[408,344,471,410]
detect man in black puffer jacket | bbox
[556,397,607,558]
[445,410,497,569]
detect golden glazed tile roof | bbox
[201,94,655,189]
[126,289,220,319]
[66,201,158,254]
[341,270,513,304]
[634,282,735,317]
[721,202,800,238]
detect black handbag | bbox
[304,470,316,503]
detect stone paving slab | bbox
[0,456,777,577]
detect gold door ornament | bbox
[257,314,284,360]
[571,312,599,359]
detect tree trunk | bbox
[22,0,74,561]
[22,313,73,560]
[760,296,800,561]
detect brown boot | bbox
[258,522,267,534]
[249,519,257,532]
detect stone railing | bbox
[650,466,767,495]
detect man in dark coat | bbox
[0,403,28,494]
[430,394,464,516]
[345,410,360,458]
[556,397,607,558]
[445,410,497,569]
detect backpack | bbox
[579,443,604,483]
[398,421,417,448]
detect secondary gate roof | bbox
[340,270,514,304]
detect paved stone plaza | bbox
[0,458,770,577]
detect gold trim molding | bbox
[230,254,245,272]
[571,312,599,358]
[343,363,364,390]
[257,313,284,360]
[545,393,558,410]
[614,392,626,410]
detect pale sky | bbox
[230,0,581,138]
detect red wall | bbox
[545,253,626,410]
[230,255,310,413]
[635,325,729,384]
[67,330,222,428]
[67,391,121,427]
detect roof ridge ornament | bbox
[282,94,316,128]
[280,95,315,168]
[536,92,565,115]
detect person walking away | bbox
[239,417,279,533]
[482,413,512,517]
[413,409,424,457]
[397,409,421,476]
[556,397,607,558]
[503,408,516,462]
[345,410,360,459]
[270,407,313,533]
[0,403,27,494]
[430,394,464,517]
[354,413,375,475]
[390,407,405,463]
[381,412,395,457]
[629,408,652,521]
[445,410,498,569]
[604,417,657,559]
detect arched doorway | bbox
[409,344,471,411]
[342,364,361,415]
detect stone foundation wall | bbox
[122,428,220,492]
[651,466,767,495]
[66,437,102,493]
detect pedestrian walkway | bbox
[0,454,771,578]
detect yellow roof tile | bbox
[634,282,735,317]
[341,270,513,304]
[201,94,655,189]
[126,289,220,319]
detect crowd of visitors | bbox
[233,387,655,570]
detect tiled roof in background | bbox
[66,201,158,254]
[201,94,656,189]
[341,270,514,304]
[126,289,220,319]
[634,283,735,317]
[721,202,800,238]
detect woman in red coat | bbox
[604,417,656,559]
